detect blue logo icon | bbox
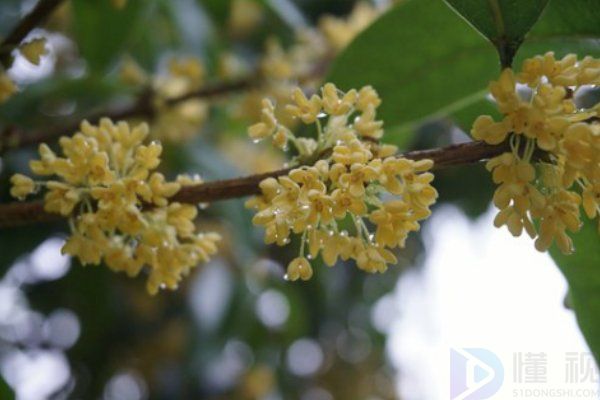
[450,348,504,399]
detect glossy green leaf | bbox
[71,0,151,73]
[444,0,549,67]
[550,218,600,363]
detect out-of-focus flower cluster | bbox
[224,1,384,127]
[246,83,438,280]
[119,56,208,142]
[10,118,220,294]
[472,52,600,254]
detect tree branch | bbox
[0,78,256,154]
[0,55,331,154]
[0,140,507,229]
[0,0,66,67]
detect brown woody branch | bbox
[0,140,507,229]
[0,0,66,67]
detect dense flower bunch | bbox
[119,56,208,142]
[10,118,220,294]
[472,52,600,254]
[246,83,438,280]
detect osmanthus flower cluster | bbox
[10,118,220,294]
[246,83,438,280]
[119,56,208,142]
[228,1,384,128]
[472,52,600,254]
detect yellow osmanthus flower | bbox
[472,52,600,254]
[152,57,208,142]
[246,84,437,280]
[319,2,381,52]
[110,0,127,9]
[228,0,264,38]
[0,71,17,104]
[10,118,220,294]
[118,56,208,142]
[19,37,48,66]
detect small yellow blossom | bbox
[322,83,358,116]
[228,0,263,37]
[0,72,17,104]
[9,174,36,200]
[168,57,205,87]
[286,88,322,124]
[286,257,313,281]
[319,2,381,51]
[10,118,220,294]
[247,84,437,280]
[110,0,127,9]
[248,99,278,140]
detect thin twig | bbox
[0,55,330,154]
[0,140,507,229]
[0,0,66,67]
[0,78,254,153]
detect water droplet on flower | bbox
[283,274,290,281]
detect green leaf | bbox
[0,375,13,400]
[550,218,600,364]
[444,0,549,67]
[328,0,600,146]
[71,0,151,73]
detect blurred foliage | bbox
[1,0,600,398]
